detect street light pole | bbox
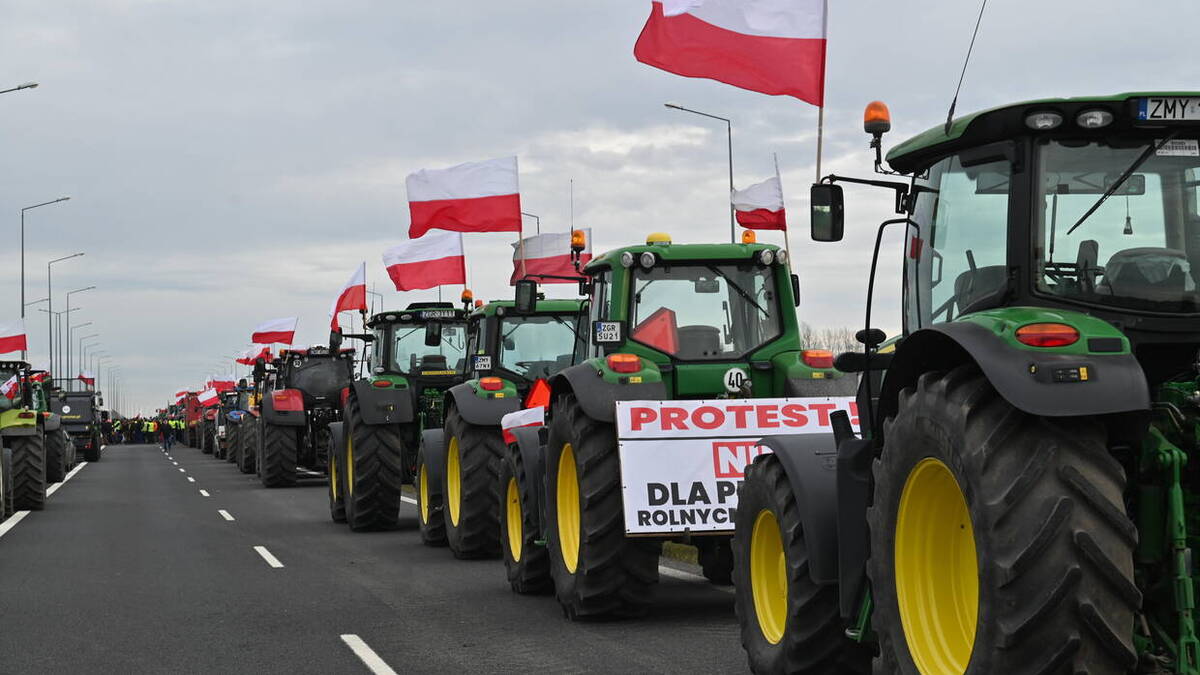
[521,212,541,236]
[20,197,70,321]
[665,103,735,243]
[68,320,93,390]
[46,252,83,375]
[65,286,95,387]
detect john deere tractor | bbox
[734,93,1200,674]
[328,303,468,531]
[416,298,584,560]
[497,233,851,616]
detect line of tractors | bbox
[170,92,1200,674]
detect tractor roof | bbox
[368,304,467,327]
[471,298,583,318]
[886,91,1200,173]
[0,360,30,370]
[584,236,780,274]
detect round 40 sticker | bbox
[723,367,749,393]
[61,405,72,414]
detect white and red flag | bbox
[330,262,368,331]
[509,229,593,285]
[78,370,96,387]
[197,388,219,406]
[383,231,466,291]
[732,173,786,230]
[0,375,20,400]
[251,317,298,345]
[235,346,272,366]
[0,319,28,354]
[406,156,522,239]
[634,0,828,106]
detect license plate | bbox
[419,310,456,319]
[1137,97,1200,122]
[594,321,622,344]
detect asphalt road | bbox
[0,443,747,674]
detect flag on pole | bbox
[383,231,466,291]
[197,388,219,406]
[1,375,20,400]
[235,347,272,366]
[509,229,593,285]
[406,156,522,239]
[634,0,828,106]
[330,262,368,331]
[0,319,28,354]
[206,379,235,393]
[78,370,96,386]
[732,173,786,230]
[251,317,298,345]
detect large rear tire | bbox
[202,421,214,455]
[10,434,47,511]
[44,429,68,483]
[443,409,503,559]
[500,442,551,594]
[84,431,101,462]
[2,446,12,519]
[416,436,447,546]
[734,454,868,674]
[545,393,660,619]
[328,430,346,523]
[868,365,1138,674]
[342,395,404,532]
[237,419,257,474]
[259,422,299,487]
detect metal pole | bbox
[521,212,540,236]
[815,106,825,183]
[727,118,735,243]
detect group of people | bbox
[102,417,185,448]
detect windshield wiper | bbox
[1066,132,1179,236]
[706,265,768,317]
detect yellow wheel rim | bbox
[750,509,787,644]
[557,443,580,573]
[419,462,430,524]
[506,476,523,562]
[345,435,354,495]
[447,436,462,527]
[895,458,979,674]
[330,452,338,500]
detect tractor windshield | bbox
[629,263,782,360]
[392,322,467,374]
[1035,137,1200,313]
[497,314,583,379]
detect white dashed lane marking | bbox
[254,546,284,568]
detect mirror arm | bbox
[821,174,911,213]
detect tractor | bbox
[328,303,468,531]
[491,233,852,616]
[227,379,258,474]
[0,362,72,510]
[50,388,103,462]
[255,345,353,487]
[417,298,584,560]
[733,93,1200,674]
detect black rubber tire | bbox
[237,420,257,474]
[733,454,869,674]
[201,421,214,455]
[44,429,68,483]
[258,422,299,488]
[869,365,1138,674]
[342,395,403,532]
[10,434,47,511]
[545,393,660,619]
[696,537,734,586]
[2,446,13,519]
[499,442,551,594]
[442,409,504,559]
[328,432,346,523]
[87,430,101,462]
[416,435,447,546]
[226,422,239,463]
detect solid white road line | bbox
[339,634,399,675]
[218,510,234,521]
[399,496,416,505]
[658,564,735,594]
[46,462,88,497]
[187,477,196,483]
[254,545,284,568]
[199,489,210,497]
[0,511,30,539]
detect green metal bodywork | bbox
[0,361,48,435]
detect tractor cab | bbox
[465,299,585,396]
[366,303,468,430]
[273,345,355,410]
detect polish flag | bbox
[732,174,786,230]
[0,319,28,354]
[252,317,298,345]
[235,346,272,366]
[501,406,545,445]
[198,388,219,406]
[330,262,368,331]
[509,229,593,285]
[634,0,828,106]
[207,379,235,393]
[383,231,466,291]
[1,375,20,400]
[78,370,96,386]
[407,156,522,239]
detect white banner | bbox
[616,397,857,535]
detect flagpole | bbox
[517,226,528,280]
[815,106,825,184]
[774,153,791,254]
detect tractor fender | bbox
[756,434,840,586]
[261,394,306,427]
[421,428,446,501]
[509,425,547,536]
[878,322,1150,421]
[549,363,668,424]
[1,424,39,437]
[349,380,414,426]
[446,383,518,427]
[43,413,62,432]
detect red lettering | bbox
[809,403,837,427]
[755,404,780,428]
[712,440,763,478]
[781,403,809,427]
[692,406,725,430]
[727,405,755,428]
[630,407,657,431]
[849,401,860,429]
[661,407,688,431]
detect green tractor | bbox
[328,303,468,531]
[416,298,584,559]
[499,233,851,616]
[734,93,1200,674]
[0,363,72,511]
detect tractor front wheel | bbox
[443,409,503,559]
[545,393,660,619]
[86,430,101,462]
[342,395,403,531]
[1,446,12,519]
[259,422,299,487]
[237,420,257,474]
[416,436,446,546]
[499,443,551,594]
[10,434,47,511]
[868,365,1138,674]
[44,429,68,483]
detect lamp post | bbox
[22,298,49,358]
[21,197,70,319]
[65,286,95,384]
[521,212,541,236]
[664,103,735,243]
[79,335,100,385]
[68,320,93,390]
[0,82,38,95]
[38,307,77,380]
[46,252,83,374]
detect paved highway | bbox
[0,443,746,673]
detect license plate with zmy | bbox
[1138,97,1200,122]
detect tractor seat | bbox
[676,325,723,359]
[952,265,1008,316]
[1102,248,1192,301]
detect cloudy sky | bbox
[3,0,1197,414]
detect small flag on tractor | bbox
[406,156,522,239]
[78,370,96,387]
[1,375,20,400]
[0,319,29,354]
[197,388,219,406]
[330,262,368,331]
[251,317,298,345]
[732,173,786,230]
[509,228,593,285]
[383,231,466,291]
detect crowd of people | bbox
[101,416,185,449]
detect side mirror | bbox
[98,397,105,407]
[791,274,801,308]
[810,183,845,242]
[424,322,443,347]
[329,329,343,352]
[515,279,537,314]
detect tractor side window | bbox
[498,315,582,380]
[908,153,1011,329]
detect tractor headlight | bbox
[756,250,775,266]
[1025,111,1063,131]
[776,249,788,266]
[639,252,656,269]
[620,251,635,268]
[1077,109,1114,129]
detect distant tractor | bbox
[51,389,103,462]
